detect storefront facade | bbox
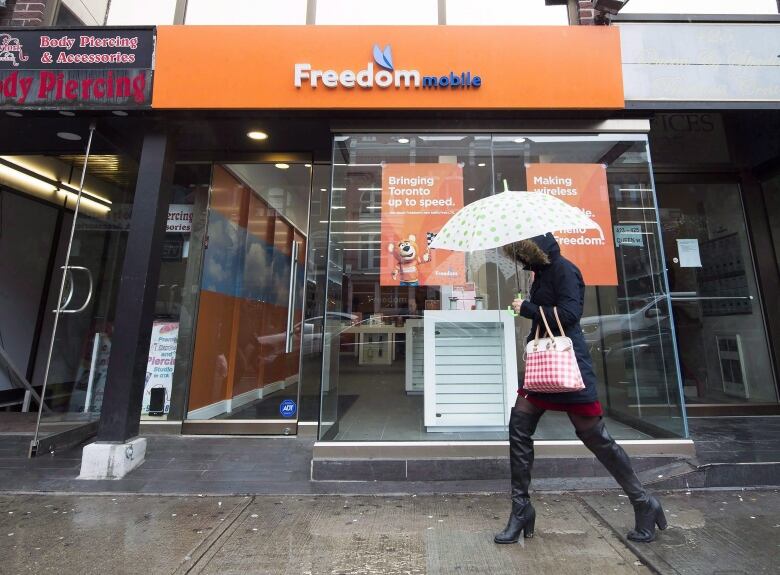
[1,22,778,473]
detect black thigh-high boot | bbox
[494,409,542,544]
[577,420,668,543]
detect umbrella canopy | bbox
[428,191,603,252]
[467,249,523,279]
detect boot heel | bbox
[523,519,534,539]
[523,510,536,539]
[656,507,668,531]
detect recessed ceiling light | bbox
[247,131,268,141]
[513,137,527,143]
[320,188,327,192]
[57,132,82,141]
[275,163,289,170]
[5,112,22,117]
[112,110,129,117]
[59,111,75,117]
[397,138,410,144]
[477,162,486,167]
[468,187,475,191]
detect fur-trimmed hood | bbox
[503,233,560,271]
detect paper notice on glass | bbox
[677,239,702,268]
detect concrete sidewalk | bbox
[1,490,777,575]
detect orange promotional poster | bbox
[381,164,465,286]
[525,164,617,286]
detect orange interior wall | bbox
[187,290,235,411]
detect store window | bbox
[320,134,686,442]
[141,164,211,421]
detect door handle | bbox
[55,266,94,314]
[58,267,75,312]
[285,241,300,354]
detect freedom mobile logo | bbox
[294,44,482,90]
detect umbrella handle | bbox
[506,293,523,317]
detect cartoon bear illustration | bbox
[388,234,430,286]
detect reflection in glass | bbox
[186,164,309,420]
[658,183,777,405]
[145,164,211,421]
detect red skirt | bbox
[519,391,603,417]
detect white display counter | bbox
[343,325,406,365]
[423,310,518,432]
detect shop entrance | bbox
[657,180,778,414]
[181,162,312,434]
[0,117,144,454]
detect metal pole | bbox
[31,123,96,456]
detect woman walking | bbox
[494,233,667,545]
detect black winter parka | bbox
[518,234,599,404]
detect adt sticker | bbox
[279,399,297,418]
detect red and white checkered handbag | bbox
[522,307,585,393]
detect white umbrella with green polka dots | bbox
[428,191,603,252]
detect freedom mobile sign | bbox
[151,26,624,109]
[0,28,154,109]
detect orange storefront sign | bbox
[152,26,623,109]
[526,164,617,286]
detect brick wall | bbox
[0,0,49,27]
[576,0,597,25]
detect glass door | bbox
[657,182,778,408]
[29,124,142,454]
[184,162,311,433]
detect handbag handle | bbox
[538,308,555,339]
[532,307,567,350]
[532,308,555,351]
[552,307,566,336]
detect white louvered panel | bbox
[436,384,504,394]
[424,312,518,431]
[436,393,505,404]
[436,336,504,348]
[435,336,503,345]
[436,355,500,366]
[436,403,504,414]
[437,364,503,375]
[434,374,504,384]
[436,346,502,356]
[431,320,506,428]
